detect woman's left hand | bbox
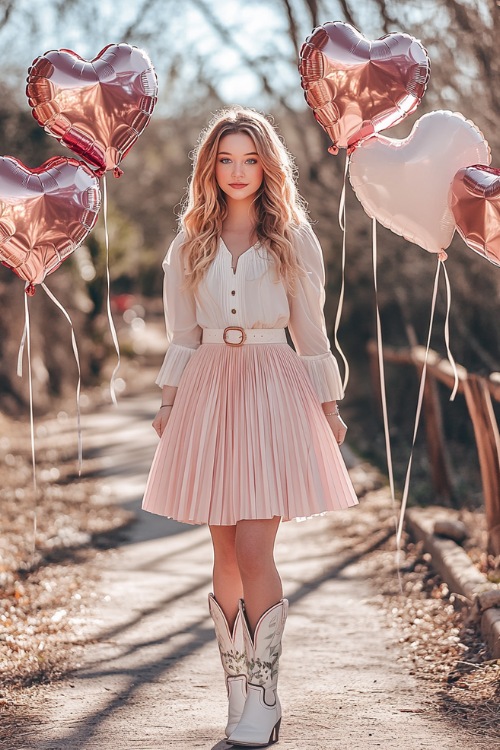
[325,413,348,445]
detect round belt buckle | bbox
[223,326,246,346]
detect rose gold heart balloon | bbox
[0,156,101,294]
[26,43,158,176]
[450,165,500,267]
[299,21,430,153]
[349,111,490,253]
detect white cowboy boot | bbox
[208,593,247,737]
[228,598,288,747]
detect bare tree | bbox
[1,0,499,506]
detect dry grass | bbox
[342,461,500,744]
[0,409,133,738]
[370,536,500,744]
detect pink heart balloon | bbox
[450,165,500,267]
[0,156,101,294]
[299,21,430,153]
[349,110,490,253]
[26,43,158,176]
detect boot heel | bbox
[270,717,281,743]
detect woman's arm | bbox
[287,224,347,444]
[155,232,202,390]
[287,224,344,400]
[152,232,201,438]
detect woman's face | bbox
[215,132,264,202]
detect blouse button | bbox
[231,308,237,314]
[231,290,236,295]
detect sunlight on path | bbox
[20,392,490,750]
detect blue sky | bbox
[0,1,300,110]
[0,0,469,114]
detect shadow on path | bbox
[34,521,393,750]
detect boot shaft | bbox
[227,599,288,747]
[208,593,246,677]
[240,599,289,690]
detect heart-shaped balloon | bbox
[349,110,490,253]
[299,21,430,153]
[0,156,101,294]
[450,165,500,267]
[26,43,158,176]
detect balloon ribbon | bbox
[102,175,121,404]
[372,218,400,589]
[41,282,83,474]
[334,152,350,392]
[17,287,37,556]
[395,253,452,552]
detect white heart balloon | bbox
[348,110,491,253]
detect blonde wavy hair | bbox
[180,107,308,291]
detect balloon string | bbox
[396,256,442,552]
[372,218,400,590]
[440,259,459,401]
[333,152,350,393]
[17,316,27,378]
[41,282,83,475]
[21,287,37,557]
[103,175,120,405]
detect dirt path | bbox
[13,391,490,750]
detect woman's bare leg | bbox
[209,524,243,630]
[235,517,282,634]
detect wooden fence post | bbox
[463,375,500,556]
[421,372,454,507]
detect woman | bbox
[143,107,358,746]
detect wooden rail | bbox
[367,340,500,556]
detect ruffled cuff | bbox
[299,352,344,402]
[155,343,199,387]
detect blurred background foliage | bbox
[0,0,499,505]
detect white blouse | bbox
[156,222,344,402]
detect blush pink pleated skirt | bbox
[142,343,359,525]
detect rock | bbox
[487,559,500,584]
[433,519,468,543]
[477,589,500,611]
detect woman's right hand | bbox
[152,405,173,438]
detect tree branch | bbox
[304,0,320,28]
[280,0,300,59]
[0,0,15,31]
[373,0,397,35]
[337,0,356,27]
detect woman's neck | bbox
[223,196,256,231]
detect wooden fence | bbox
[367,340,500,556]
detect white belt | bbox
[202,327,287,347]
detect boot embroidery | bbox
[219,647,246,675]
[247,656,279,684]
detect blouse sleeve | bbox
[287,223,344,402]
[155,232,202,387]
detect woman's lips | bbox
[229,183,248,188]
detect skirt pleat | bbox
[142,343,359,525]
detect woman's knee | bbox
[210,525,239,569]
[235,535,275,579]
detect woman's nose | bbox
[232,161,244,177]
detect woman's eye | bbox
[246,159,257,164]
[219,158,231,164]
